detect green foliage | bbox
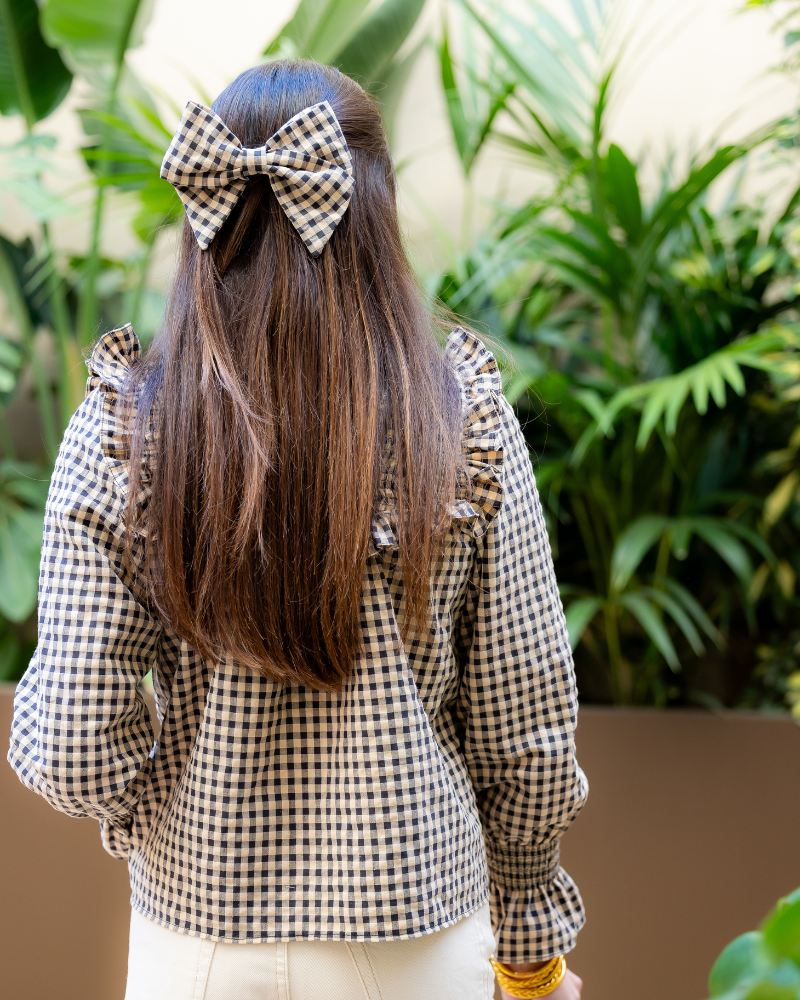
[264,0,427,138]
[334,0,425,84]
[40,0,154,69]
[707,889,800,999]
[0,460,46,622]
[435,0,800,706]
[0,0,72,124]
[438,12,514,175]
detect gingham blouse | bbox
[7,324,587,964]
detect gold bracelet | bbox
[493,956,561,984]
[489,955,567,998]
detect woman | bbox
[8,60,587,1000]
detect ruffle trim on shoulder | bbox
[369,328,505,553]
[85,323,153,503]
[85,323,141,396]
[445,326,505,539]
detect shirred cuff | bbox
[489,866,586,964]
[485,839,561,889]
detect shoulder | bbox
[444,327,508,534]
[444,326,502,400]
[444,326,540,531]
[85,322,142,395]
[51,323,151,513]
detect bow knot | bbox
[161,100,355,257]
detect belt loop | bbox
[276,941,291,1000]
[192,938,215,1000]
[345,941,383,1000]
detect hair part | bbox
[123,60,463,691]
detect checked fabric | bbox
[8,326,587,965]
[161,100,354,255]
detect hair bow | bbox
[160,100,355,257]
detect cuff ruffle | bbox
[489,865,586,965]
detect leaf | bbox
[1,174,71,222]
[0,504,42,621]
[692,520,754,591]
[662,578,725,649]
[749,560,771,603]
[334,0,427,89]
[41,0,155,67]
[0,459,51,506]
[572,387,606,423]
[132,176,181,243]
[709,932,770,996]
[0,0,72,124]
[638,127,777,282]
[0,234,34,340]
[641,586,704,656]
[764,896,800,963]
[637,379,688,448]
[80,106,165,155]
[458,0,587,147]
[723,520,781,574]
[597,330,790,449]
[618,592,680,671]
[610,515,667,592]
[764,470,800,528]
[440,28,470,170]
[604,143,642,243]
[263,0,370,65]
[0,336,20,368]
[777,560,796,599]
[0,627,20,682]
[568,0,595,48]
[564,596,603,649]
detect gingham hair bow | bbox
[160,100,355,257]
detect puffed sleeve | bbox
[7,326,161,823]
[450,330,588,965]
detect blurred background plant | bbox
[705,885,800,999]
[0,0,798,712]
[434,0,800,709]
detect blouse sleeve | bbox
[7,345,160,823]
[454,388,588,966]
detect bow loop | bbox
[161,100,354,257]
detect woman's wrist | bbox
[502,961,550,973]
[490,955,567,998]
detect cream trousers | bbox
[125,903,498,1000]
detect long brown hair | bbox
[123,60,464,691]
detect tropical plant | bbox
[0,0,430,682]
[707,886,800,999]
[434,0,800,706]
[265,0,428,139]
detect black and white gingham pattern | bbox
[7,325,587,965]
[160,100,355,256]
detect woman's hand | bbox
[498,963,583,1000]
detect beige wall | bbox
[4,690,800,1000]
[0,0,796,283]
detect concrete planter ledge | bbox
[2,689,799,1000]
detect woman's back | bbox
[8,58,587,999]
